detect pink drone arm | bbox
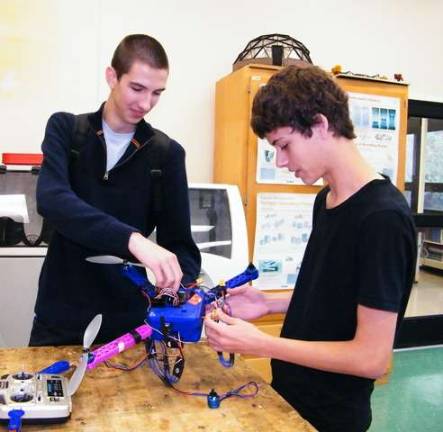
[87,324,153,369]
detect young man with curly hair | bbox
[205,65,416,432]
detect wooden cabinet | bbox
[213,64,408,383]
[214,65,409,255]
[214,64,320,257]
[214,64,300,380]
[242,313,285,383]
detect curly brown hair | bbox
[111,34,169,79]
[251,65,356,140]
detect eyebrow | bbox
[129,81,166,92]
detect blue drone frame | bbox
[121,262,259,375]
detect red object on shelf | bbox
[2,153,43,165]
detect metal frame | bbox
[233,34,313,66]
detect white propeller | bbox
[86,255,157,292]
[68,314,102,396]
[86,255,145,267]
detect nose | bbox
[275,147,288,168]
[139,94,153,113]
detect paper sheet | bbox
[253,192,316,290]
[348,92,400,185]
[0,194,29,223]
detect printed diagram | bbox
[254,193,315,289]
[348,92,400,184]
[256,138,322,186]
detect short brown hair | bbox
[111,34,169,79]
[251,65,356,140]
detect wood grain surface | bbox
[0,342,316,431]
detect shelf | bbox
[421,257,443,270]
[422,241,443,264]
[0,247,47,257]
[423,240,443,246]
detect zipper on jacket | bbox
[97,131,155,179]
[107,136,155,174]
[96,130,109,180]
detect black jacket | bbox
[34,104,201,337]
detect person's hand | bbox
[128,232,183,290]
[204,309,269,356]
[222,284,270,321]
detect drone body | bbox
[121,261,258,344]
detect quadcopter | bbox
[0,260,259,429]
[85,256,259,383]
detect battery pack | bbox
[147,290,205,342]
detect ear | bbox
[312,114,329,139]
[105,66,118,89]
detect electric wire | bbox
[169,380,260,402]
[123,275,260,405]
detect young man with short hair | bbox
[30,34,201,346]
[205,65,416,432]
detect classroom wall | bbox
[1,0,442,182]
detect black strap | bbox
[147,128,170,213]
[71,113,91,158]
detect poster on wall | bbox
[253,192,316,290]
[256,138,323,186]
[348,92,400,185]
[256,138,303,185]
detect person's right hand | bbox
[223,284,270,321]
[128,232,183,290]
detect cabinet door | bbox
[242,320,283,383]
[244,73,320,257]
[336,76,408,190]
[0,256,43,347]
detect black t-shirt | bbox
[271,178,417,432]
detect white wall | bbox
[1,0,442,182]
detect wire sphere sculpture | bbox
[233,34,313,70]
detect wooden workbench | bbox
[0,343,316,431]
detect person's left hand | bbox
[204,309,269,356]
